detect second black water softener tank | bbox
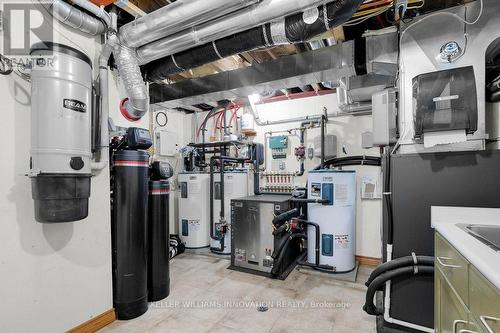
[112,149,149,320]
[148,180,170,301]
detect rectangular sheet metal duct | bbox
[150,41,356,109]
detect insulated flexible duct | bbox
[115,45,149,120]
[139,0,363,70]
[143,0,363,81]
[119,0,260,48]
[46,0,107,35]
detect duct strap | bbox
[270,19,289,45]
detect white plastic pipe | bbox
[382,244,435,333]
[91,16,118,172]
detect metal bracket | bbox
[395,0,408,21]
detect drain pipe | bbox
[91,14,118,172]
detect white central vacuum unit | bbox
[211,171,249,255]
[30,42,93,223]
[178,172,211,248]
[307,170,356,273]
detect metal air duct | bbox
[137,0,360,65]
[47,0,107,35]
[119,0,260,48]
[142,0,364,81]
[149,42,356,109]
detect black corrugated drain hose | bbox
[365,255,434,286]
[363,265,434,316]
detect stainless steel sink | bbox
[458,224,500,252]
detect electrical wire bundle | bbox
[344,0,425,26]
[0,53,31,81]
[196,103,242,142]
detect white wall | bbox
[191,94,382,258]
[0,17,146,333]
[151,109,192,235]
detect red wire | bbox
[196,109,223,140]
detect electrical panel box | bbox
[269,135,288,149]
[158,130,179,156]
[269,135,289,159]
[314,135,337,159]
[372,88,398,147]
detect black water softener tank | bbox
[112,146,150,319]
[148,179,170,301]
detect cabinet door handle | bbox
[453,320,468,333]
[437,256,462,268]
[480,315,500,333]
[458,330,478,333]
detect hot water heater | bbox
[307,170,356,273]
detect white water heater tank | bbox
[307,170,356,273]
[30,42,93,223]
[179,172,211,248]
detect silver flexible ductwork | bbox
[119,0,260,48]
[48,1,149,120]
[137,0,336,65]
[115,45,149,120]
[48,0,106,35]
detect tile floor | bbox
[100,252,377,333]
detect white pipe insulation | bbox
[70,0,111,28]
[119,0,260,48]
[136,0,336,65]
[47,0,107,35]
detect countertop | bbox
[432,206,500,290]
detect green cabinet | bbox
[435,232,500,333]
[435,266,469,333]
